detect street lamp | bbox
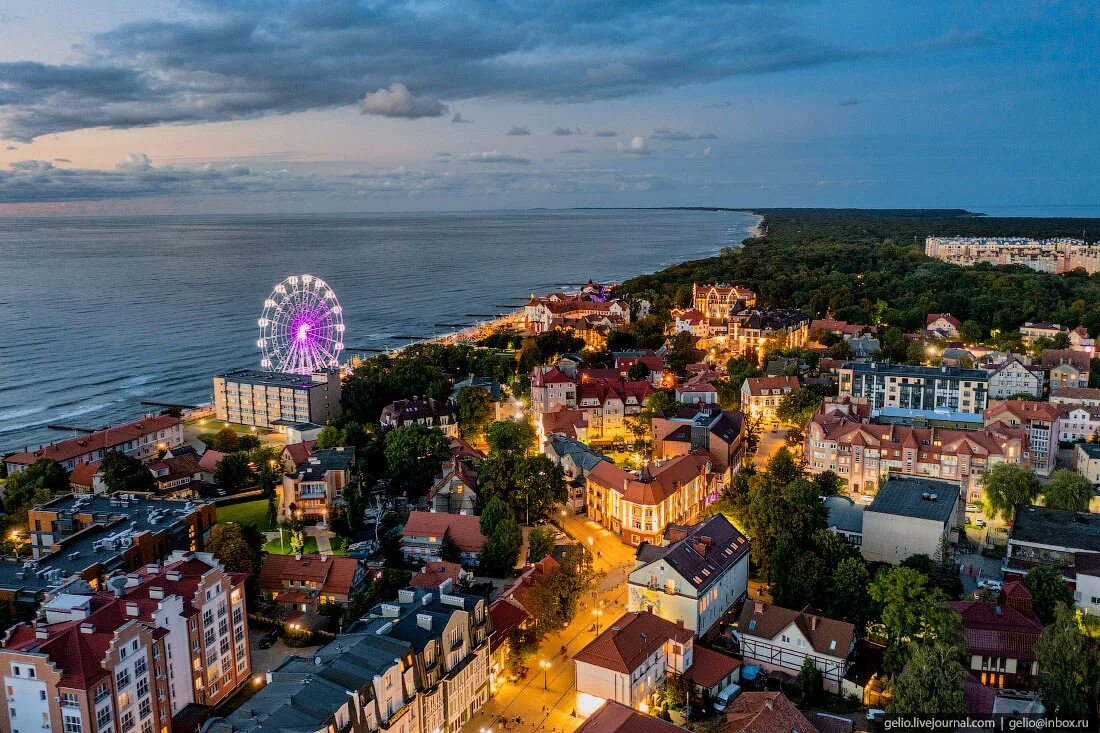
[540,659,551,690]
[592,608,604,634]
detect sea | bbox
[0,208,759,454]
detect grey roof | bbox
[1010,505,1100,552]
[638,514,750,591]
[546,434,610,471]
[294,447,355,480]
[1077,443,1100,459]
[842,362,988,381]
[351,585,484,651]
[866,476,960,523]
[216,368,335,389]
[450,376,503,402]
[824,496,864,534]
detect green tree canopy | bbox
[485,419,536,455]
[2,459,69,515]
[527,527,556,563]
[439,533,463,563]
[765,447,801,487]
[1043,469,1093,513]
[981,463,1041,520]
[214,452,255,493]
[383,424,451,494]
[455,386,494,441]
[515,455,567,525]
[101,451,156,493]
[1035,604,1100,717]
[478,515,522,577]
[1021,565,1075,625]
[887,639,967,715]
[207,427,239,452]
[206,522,260,575]
[645,390,678,418]
[480,496,514,537]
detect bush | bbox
[282,627,315,647]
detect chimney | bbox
[35,627,48,640]
[149,587,164,600]
[753,601,763,614]
[295,552,302,561]
[125,603,139,617]
[810,615,818,631]
[166,570,181,582]
[416,613,432,631]
[764,697,774,710]
[80,622,94,635]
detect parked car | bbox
[713,683,742,713]
[859,494,875,504]
[866,709,886,722]
[258,629,279,649]
[975,518,986,527]
[977,578,1003,591]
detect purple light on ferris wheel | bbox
[257,274,345,374]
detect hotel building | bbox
[212,368,342,429]
[4,415,183,475]
[838,362,989,414]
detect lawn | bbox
[216,499,273,531]
[262,534,347,556]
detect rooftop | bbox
[257,553,362,597]
[635,514,750,592]
[1010,505,1100,552]
[720,692,820,733]
[216,368,335,389]
[573,610,693,674]
[401,511,486,552]
[823,496,864,535]
[737,602,854,659]
[866,475,960,523]
[576,702,688,733]
[842,361,988,380]
[4,414,181,466]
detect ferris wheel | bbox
[257,274,345,374]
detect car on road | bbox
[859,494,875,504]
[975,518,986,527]
[977,578,1003,591]
[258,629,279,649]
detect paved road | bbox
[752,427,791,470]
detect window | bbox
[61,693,79,708]
[95,685,110,703]
[64,714,83,733]
[136,678,149,699]
[134,658,147,677]
[780,634,790,644]
[116,668,131,689]
[96,705,112,731]
[138,698,151,720]
[120,711,134,733]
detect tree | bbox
[888,639,967,715]
[1044,469,1092,512]
[439,533,462,563]
[383,424,451,494]
[813,470,843,496]
[315,424,346,449]
[214,452,254,492]
[208,427,239,453]
[515,455,567,524]
[627,361,651,381]
[479,516,522,577]
[981,463,1041,520]
[206,523,259,574]
[827,557,871,626]
[99,451,156,493]
[480,496,514,537]
[958,319,984,344]
[869,566,959,671]
[523,543,596,634]
[485,419,536,455]
[797,657,824,705]
[505,626,539,675]
[527,527,556,563]
[1035,604,1100,717]
[2,459,68,514]
[765,447,801,486]
[455,386,494,440]
[236,434,261,452]
[1022,565,1075,624]
[645,390,678,418]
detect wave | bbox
[0,406,46,423]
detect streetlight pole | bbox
[592,608,603,635]
[540,659,550,690]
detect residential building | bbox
[576,701,690,733]
[823,495,864,547]
[1051,387,1100,406]
[530,366,578,413]
[428,460,478,515]
[381,397,458,438]
[1041,349,1091,391]
[1002,505,1100,586]
[1075,443,1100,484]
[614,355,667,388]
[734,601,855,693]
[947,582,1043,690]
[544,434,611,512]
[279,446,355,523]
[627,514,750,635]
[804,402,1027,499]
[537,405,590,446]
[586,453,713,547]
[575,371,655,444]
[205,631,418,733]
[573,610,695,715]
[353,582,490,733]
[1019,321,1067,347]
[257,553,366,614]
[719,692,822,733]
[861,475,962,565]
[278,440,316,471]
[497,556,559,621]
[212,368,342,429]
[525,288,630,338]
[926,313,961,338]
[147,450,203,495]
[1061,404,1100,444]
[1070,326,1095,356]
[985,400,1060,476]
[848,334,880,359]
[4,414,183,475]
[925,237,1100,275]
[411,561,471,591]
[1076,553,1100,615]
[809,318,870,340]
[198,448,226,483]
[449,375,509,421]
[838,362,989,414]
[740,377,799,425]
[68,462,104,494]
[692,284,756,318]
[985,356,1043,399]
[726,309,810,363]
[651,405,745,479]
[401,512,486,566]
[675,370,721,405]
[870,406,985,431]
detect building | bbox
[352,582,490,733]
[726,309,810,363]
[525,288,631,340]
[1076,553,1100,615]
[257,552,366,614]
[870,406,985,431]
[449,375,509,421]
[984,400,1060,476]
[926,313,961,338]
[627,514,750,635]
[544,434,611,512]
[719,692,822,733]
[212,368,342,429]
[925,237,1100,275]
[985,356,1043,399]
[1075,443,1100,484]
[487,598,529,689]
[651,405,745,479]
[576,371,655,444]
[1071,326,1095,355]
[428,460,478,515]
[205,631,418,733]
[675,371,721,405]
[804,402,1027,498]
[279,446,355,523]
[740,377,799,425]
[947,582,1043,690]
[838,362,989,414]
[530,366,578,413]
[4,414,183,475]
[381,397,459,438]
[1002,505,1100,586]
[1051,387,1100,407]
[0,551,251,733]
[614,355,666,388]
[860,475,962,565]
[809,318,870,340]
[1041,349,1091,391]
[586,453,713,547]
[824,495,864,547]
[734,601,855,693]
[401,512,486,566]
[573,610,695,715]
[410,561,471,591]
[692,284,756,318]
[1020,322,1068,347]
[576,701,690,733]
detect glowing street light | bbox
[592,608,604,634]
[539,659,551,690]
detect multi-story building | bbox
[212,368,342,429]
[530,366,578,413]
[543,434,611,512]
[279,446,355,522]
[428,460,479,515]
[0,551,250,733]
[651,405,745,481]
[985,356,1043,399]
[925,237,1100,275]
[926,313,961,338]
[726,309,810,363]
[691,284,756,318]
[861,475,963,565]
[586,453,713,547]
[734,601,855,693]
[838,362,989,414]
[1074,443,1100,485]
[576,372,654,445]
[627,514,750,635]
[984,400,1060,476]
[4,414,183,475]
[1041,349,1091,391]
[613,355,666,388]
[740,376,800,425]
[805,401,1027,499]
[947,582,1043,690]
[1077,554,1100,616]
[381,397,458,438]
[401,512,486,566]
[1070,326,1095,356]
[257,552,366,614]
[1057,404,1100,443]
[353,582,490,733]
[1002,505,1100,587]
[206,631,418,733]
[524,288,630,346]
[1051,387,1100,407]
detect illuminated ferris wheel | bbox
[257,274,345,373]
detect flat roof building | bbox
[861,475,962,564]
[212,368,341,429]
[838,362,989,414]
[1003,505,1100,585]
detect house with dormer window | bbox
[734,601,855,693]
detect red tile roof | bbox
[69,461,100,488]
[737,602,854,659]
[927,313,962,329]
[720,692,819,733]
[281,441,316,467]
[1041,349,1090,373]
[742,376,800,397]
[258,553,362,597]
[946,596,1043,661]
[531,366,576,386]
[573,611,693,674]
[576,702,688,733]
[683,645,740,688]
[410,561,465,589]
[5,414,181,466]
[489,599,529,650]
[402,512,487,552]
[985,399,1061,424]
[198,448,227,472]
[587,453,710,506]
[540,406,589,440]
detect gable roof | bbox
[69,461,100,488]
[573,611,693,674]
[257,553,362,596]
[402,512,487,552]
[1041,349,1090,372]
[639,514,750,592]
[577,702,689,733]
[985,399,1061,423]
[720,692,820,733]
[683,645,741,688]
[5,414,181,467]
[927,313,961,328]
[280,440,316,467]
[742,376,800,397]
[587,453,710,506]
[737,602,854,659]
[946,597,1043,661]
[410,560,465,589]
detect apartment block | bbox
[838,362,989,414]
[212,368,341,429]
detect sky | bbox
[0,0,1096,214]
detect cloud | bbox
[10,159,53,172]
[552,127,581,136]
[506,125,530,136]
[52,157,71,163]
[697,132,717,140]
[618,136,650,156]
[462,151,531,164]
[5,146,17,151]
[0,1,885,140]
[451,112,471,123]
[593,130,618,138]
[703,146,711,157]
[360,83,448,119]
[705,101,732,108]
[651,127,694,141]
[560,148,588,154]
[116,152,152,172]
[839,97,865,107]
[436,152,453,157]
